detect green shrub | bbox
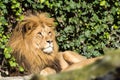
[0,0,24,75]
[0,0,120,75]
[44,0,120,57]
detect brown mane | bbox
[8,13,61,74]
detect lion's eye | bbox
[48,31,52,35]
[38,32,42,36]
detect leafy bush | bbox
[43,0,120,57]
[0,0,24,75]
[0,0,120,75]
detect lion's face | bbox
[32,24,56,54]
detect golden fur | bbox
[8,13,61,74]
[8,13,102,75]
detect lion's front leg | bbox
[58,53,69,70]
[40,67,56,76]
[61,51,87,64]
[58,51,86,71]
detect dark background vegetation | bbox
[0,0,120,76]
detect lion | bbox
[8,13,102,75]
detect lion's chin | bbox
[43,47,53,54]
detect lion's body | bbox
[8,13,102,75]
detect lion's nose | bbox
[47,40,53,44]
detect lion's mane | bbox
[8,13,61,74]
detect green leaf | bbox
[92,14,99,22]
[10,57,16,61]
[16,3,20,7]
[0,45,5,49]
[113,25,118,29]
[93,51,100,57]
[9,61,17,67]
[104,32,110,39]
[19,66,24,72]
[4,52,11,59]
[3,47,12,59]
[4,48,12,59]
[4,0,9,3]
[39,0,45,3]
[100,1,106,6]
[85,30,91,37]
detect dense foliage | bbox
[0,0,120,75]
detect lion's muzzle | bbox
[43,41,54,54]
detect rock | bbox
[0,74,32,80]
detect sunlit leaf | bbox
[19,66,24,72]
[9,61,17,67]
[100,1,106,6]
[39,0,45,3]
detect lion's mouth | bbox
[43,47,53,54]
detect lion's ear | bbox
[21,21,36,35]
[22,22,31,34]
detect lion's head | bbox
[8,13,61,74]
